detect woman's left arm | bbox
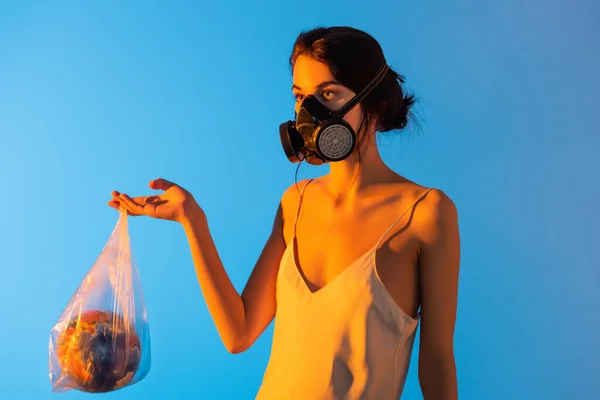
[417,189,461,400]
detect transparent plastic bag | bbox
[48,207,151,393]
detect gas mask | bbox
[279,62,389,165]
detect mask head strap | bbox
[332,61,389,118]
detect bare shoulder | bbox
[280,179,314,212]
[279,179,314,245]
[419,188,458,219]
[388,177,457,221]
[413,187,460,246]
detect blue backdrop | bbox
[1,1,598,399]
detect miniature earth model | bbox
[56,310,141,392]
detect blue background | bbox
[1,1,598,399]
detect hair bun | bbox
[376,70,415,132]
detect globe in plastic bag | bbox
[48,208,151,393]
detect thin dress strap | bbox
[293,179,314,239]
[375,188,434,249]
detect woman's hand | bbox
[108,178,202,223]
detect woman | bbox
[110,26,460,400]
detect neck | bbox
[325,138,397,201]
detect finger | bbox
[108,198,141,216]
[113,191,146,203]
[149,178,176,191]
[108,199,120,210]
[132,195,152,205]
[108,198,120,209]
[118,193,148,215]
[113,190,161,206]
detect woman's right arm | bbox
[112,178,299,354]
[180,193,289,354]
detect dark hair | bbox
[289,26,416,137]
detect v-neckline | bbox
[290,238,377,297]
[286,179,433,299]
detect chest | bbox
[283,195,422,310]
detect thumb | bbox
[149,178,176,191]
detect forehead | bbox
[292,55,336,90]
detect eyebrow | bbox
[292,80,340,92]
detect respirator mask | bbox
[279,61,389,165]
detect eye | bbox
[321,89,337,100]
[294,93,305,102]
